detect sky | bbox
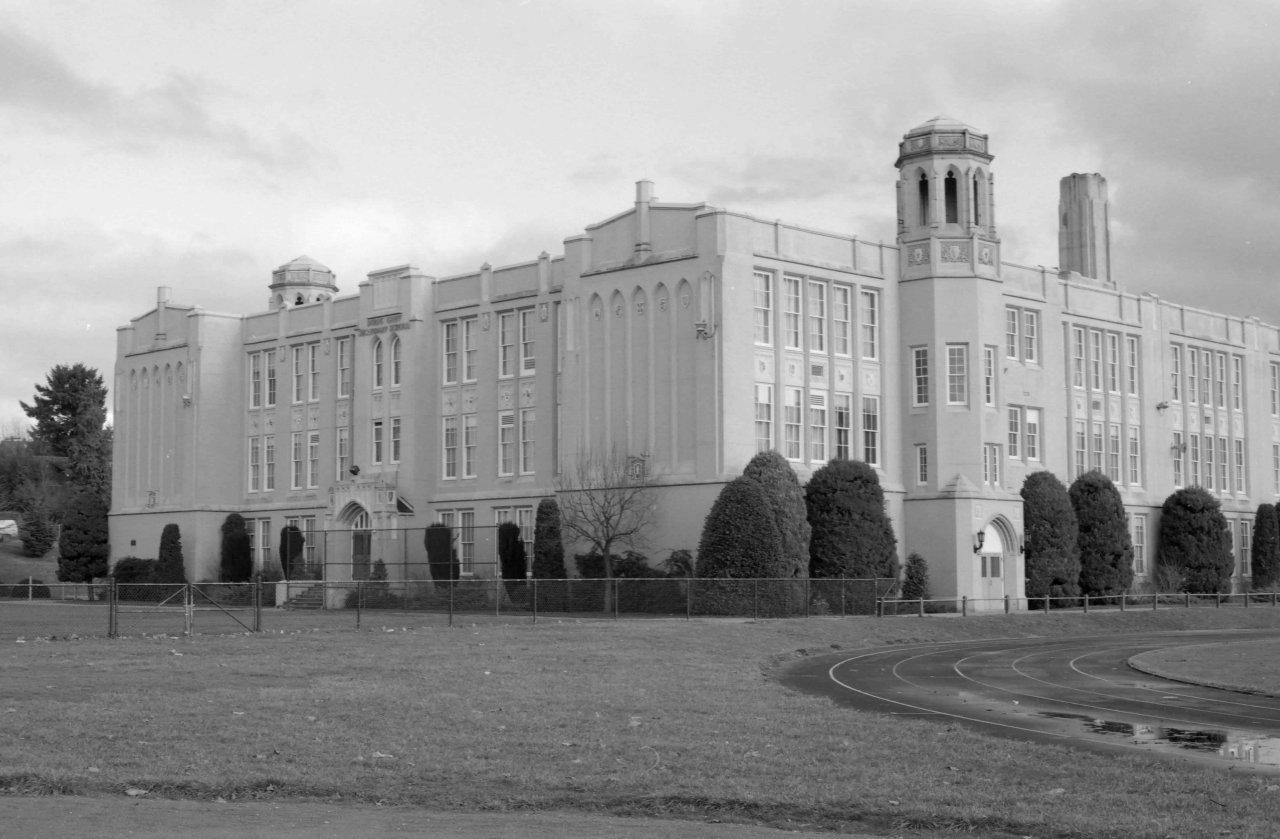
[2,0,1278,434]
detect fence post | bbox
[1185,592,1190,608]
[184,584,194,636]
[1245,590,1250,609]
[1120,593,1126,612]
[753,579,759,620]
[918,596,924,617]
[804,577,810,619]
[1153,592,1158,611]
[355,581,362,630]
[253,579,262,632]
[1083,594,1089,614]
[532,578,538,625]
[448,578,454,627]
[1216,592,1221,608]
[1004,595,1010,615]
[961,596,967,617]
[613,579,619,621]
[1043,595,1049,613]
[108,578,118,638]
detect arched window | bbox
[944,172,958,224]
[295,293,305,305]
[372,338,384,389]
[917,172,929,226]
[390,336,402,387]
[972,171,984,226]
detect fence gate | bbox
[110,583,260,637]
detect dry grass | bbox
[4,608,1280,838]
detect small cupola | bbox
[269,255,338,310]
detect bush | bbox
[1069,471,1133,597]
[1157,487,1234,594]
[220,513,252,583]
[1252,504,1280,588]
[498,521,527,597]
[279,525,306,580]
[156,523,187,584]
[696,477,783,579]
[111,556,158,584]
[1021,471,1080,600]
[805,459,898,579]
[900,552,930,600]
[532,498,567,580]
[425,524,459,584]
[19,510,56,558]
[348,559,401,609]
[741,451,810,580]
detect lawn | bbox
[4,608,1280,838]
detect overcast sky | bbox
[2,0,1278,433]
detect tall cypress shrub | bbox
[1021,471,1080,600]
[57,487,109,583]
[900,552,930,601]
[741,451,810,580]
[1251,503,1280,589]
[19,509,57,558]
[1069,471,1133,597]
[695,477,783,578]
[220,513,252,583]
[424,524,459,584]
[805,459,897,578]
[498,521,526,581]
[279,525,305,580]
[532,498,567,579]
[156,523,187,583]
[1157,487,1234,594]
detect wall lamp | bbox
[1155,401,1170,413]
[973,530,986,553]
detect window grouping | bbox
[1130,513,1147,576]
[371,334,402,390]
[436,509,476,575]
[1168,343,1248,497]
[247,349,279,409]
[1173,425,1245,497]
[1004,306,1040,364]
[246,435,277,493]
[1006,406,1042,464]
[1172,344,1240,411]
[287,430,321,490]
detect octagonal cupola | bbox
[269,255,338,310]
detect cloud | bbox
[0,26,317,170]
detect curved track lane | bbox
[782,629,1280,771]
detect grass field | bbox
[4,607,1280,838]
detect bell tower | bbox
[268,255,339,311]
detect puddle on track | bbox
[1037,711,1280,766]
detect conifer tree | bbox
[220,513,252,582]
[57,486,109,583]
[741,451,810,580]
[805,459,897,578]
[532,498,567,579]
[695,476,783,578]
[1157,487,1234,594]
[900,552,930,601]
[1252,503,1280,589]
[1069,471,1133,597]
[1021,471,1080,600]
[156,523,187,583]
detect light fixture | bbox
[973,530,986,553]
[349,465,361,476]
[1155,401,1169,413]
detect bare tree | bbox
[554,446,656,583]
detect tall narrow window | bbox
[983,347,995,406]
[1074,421,1087,478]
[459,510,475,575]
[1128,426,1141,486]
[1240,521,1252,579]
[1170,346,1182,402]
[944,172,958,223]
[1187,348,1199,404]
[1106,333,1119,393]
[498,411,515,475]
[1232,356,1243,411]
[441,417,457,478]
[947,344,967,405]
[915,444,928,485]
[917,172,929,226]
[1218,436,1228,492]
[390,417,401,464]
[1132,514,1147,576]
[1125,336,1138,396]
[753,271,772,345]
[336,427,349,481]
[808,281,826,353]
[264,436,275,491]
[1203,433,1214,490]
[1189,434,1200,487]
[499,312,516,377]
[1025,409,1040,461]
[1089,330,1103,391]
[783,387,802,460]
[292,346,305,403]
[373,337,385,389]
[1007,406,1022,459]
[1272,363,1280,416]
[463,414,477,478]
[1214,353,1226,408]
[1023,311,1039,364]
[912,347,929,406]
[754,384,773,453]
[1273,443,1280,497]
[834,394,852,460]
[1091,422,1104,472]
[783,276,801,349]
[442,323,458,384]
[861,396,881,466]
[265,350,277,406]
[1108,423,1121,481]
[1234,439,1245,493]
[832,286,851,355]
[1072,327,1085,388]
[337,337,352,397]
[983,444,1000,486]
[462,319,476,382]
[249,353,262,408]
[1201,354,1211,408]
[519,408,535,474]
[519,309,536,373]
[391,335,402,387]
[249,436,261,492]
[291,431,304,490]
[1173,432,1184,487]
[809,392,827,462]
[860,290,880,359]
[307,431,319,488]
[372,420,385,466]
[1005,307,1019,358]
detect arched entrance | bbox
[337,503,372,582]
[976,517,1019,607]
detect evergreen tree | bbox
[156,523,187,583]
[279,525,305,579]
[742,451,810,580]
[56,487,108,582]
[20,364,108,458]
[900,552,930,600]
[1069,471,1133,597]
[1157,487,1234,594]
[1021,471,1081,600]
[424,523,459,583]
[1251,503,1280,589]
[805,459,898,578]
[695,476,783,578]
[498,521,527,581]
[19,508,57,558]
[220,513,253,582]
[532,498,567,579]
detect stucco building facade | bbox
[110,118,1279,605]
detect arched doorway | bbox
[351,509,372,581]
[976,517,1020,608]
[336,502,372,582]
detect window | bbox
[1274,444,1279,497]
[308,343,320,401]
[1201,353,1211,409]
[520,309,536,373]
[916,444,928,485]
[1272,363,1280,416]
[1128,427,1141,486]
[499,411,515,475]
[753,271,772,345]
[520,408,535,474]
[1240,520,1252,579]
[307,431,320,488]
[264,436,275,491]
[1089,330,1102,391]
[265,350,277,407]
[1071,327,1085,388]
[912,347,929,406]
[862,396,880,466]
[1074,421,1087,478]
[983,444,1000,486]
[1091,422,1103,472]
[1189,434,1200,487]
[462,320,476,382]
[1023,311,1038,364]
[1214,353,1226,408]
[291,431,304,490]
[336,427,350,481]
[373,337,384,389]
[1026,409,1041,461]
[463,414,477,478]
[808,281,826,353]
[1232,356,1243,411]
[391,335,402,388]
[1235,439,1245,493]
[1218,436,1228,493]
[337,338,352,397]
[1007,407,1022,458]
[947,344,967,405]
[442,323,458,384]
[1005,307,1019,359]
[249,353,262,408]
[783,387,802,460]
[390,417,401,464]
[1173,432,1184,487]
[983,346,995,406]
[248,436,261,492]
[1187,348,1199,404]
[1106,333,1119,393]
[517,506,535,564]
[860,290,879,359]
[1131,513,1147,576]
[499,312,516,377]
[833,286,851,355]
[292,346,305,403]
[809,392,827,462]
[944,171,958,223]
[1170,346,1182,402]
[459,510,475,575]
[783,276,801,349]
[441,417,456,478]
[1126,336,1138,396]
[1203,433,1214,490]
[834,394,852,460]
[372,419,385,466]
[754,384,772,453]
[1108,423,1121,481]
